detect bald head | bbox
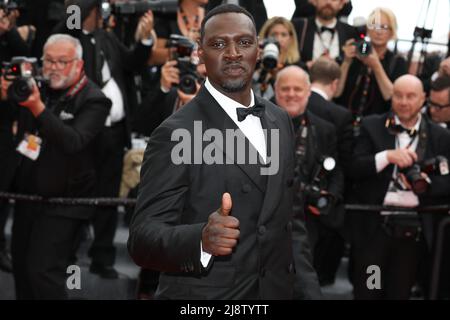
[394,74,424,93]
[392,74,426,127]
[275,66,311,118]
[275,65,310,88]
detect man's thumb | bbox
[219,192,232,216]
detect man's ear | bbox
[198,45,205,64]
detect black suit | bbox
[308,91,354,176]
[128,86,321,299]
[349,113,450,299]
[291,16,357,64]
[11,80,111,299]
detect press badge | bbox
[16,134,42,160]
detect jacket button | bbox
[260,268,266,277]
[242,184,252,193]
[258,225,266,235]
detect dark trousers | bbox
[88,122,126,266]
[351,225,424,300]
[11,203,84,299]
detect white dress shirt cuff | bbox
[375,150,389,173]
[200,241,212,268]
[141,38,154,46]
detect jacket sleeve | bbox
[4,27,30,56]
[36,95,111,155]
[112,32,153,72]
[349,119,379,180]
[127,123,206,274]
[326,126,344,201]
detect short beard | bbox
[317,8,337,21]
[220,79,247,93]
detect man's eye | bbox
[239,39,252,46]
[212,42,225,49]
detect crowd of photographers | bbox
[1,0,450,300]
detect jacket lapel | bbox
[197,87,268,192]
[256,96,286,224]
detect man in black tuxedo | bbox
[291,0,357,69]
[3,34,111,299]
[428,75,450,129]
[274,65,344,286]
[55,0,155,278]
[349,75,450,299]
[307,58,353,175]
[128,4,321,300]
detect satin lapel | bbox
[198,87,268,192]
[256,97,285,224]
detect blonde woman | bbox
[254,16,301,99]
[336,7,407,118]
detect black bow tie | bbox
[390,124,418,137]
[320,26,335,34]
[236,104,265,122]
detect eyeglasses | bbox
[428,98,450,110]
[41,58,77,70]
[367,24,392,32]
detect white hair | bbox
[43,34,83,59]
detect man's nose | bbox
[224,43,242,60]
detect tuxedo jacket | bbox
[349,113,450,248]
[13,80,111,219]
[307,91,354,175]
[128,86,321,299]
[291,16,358,64]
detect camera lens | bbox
[7,78,33,103]
[179,74,197,95]
[405,165,429,194]
[262,42,279,70]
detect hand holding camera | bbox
[0,7,11,35]
[135,10,154,41]
[160,60,179,92]
[387,148,418,169]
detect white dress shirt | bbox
[200,78,268,267]
[375,115,422,211]
[313,18,339,61]
[311,86,329,101]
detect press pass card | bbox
[16,134,42,160]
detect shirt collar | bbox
[204,78,255,122]
[311,87,329,101]
[315,18,337,30]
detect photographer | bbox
[133,57,203,137]
[0,3,30,274]
[4,34,111,299]
[253,16,300,100]
[53,0,156,279]
[349,75,450,299]
[335,7,407,120]
[274,65,344,286]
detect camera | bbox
[303,156,337,214]
[166,34,199,95]
[352,16,372,57]
[400,156,449,195]
[2,57,43,103]
[260,37,280,70]
[102,0,178,19]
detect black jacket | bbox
[13,79,111,219]
[128,86,321,299]
[349,113,450,248]
[292,111,345,234]
[307,91,354,175]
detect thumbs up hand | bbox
[202,193,240,256]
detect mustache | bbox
[222,62,246,70]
